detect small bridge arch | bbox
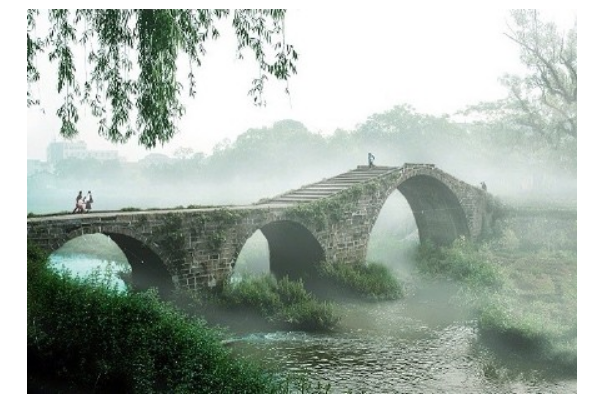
[232,219,326,283]
[260,219,325,282]
[40,224,176,295]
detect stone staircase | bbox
[264,166,399,205]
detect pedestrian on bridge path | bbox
[368,153,375,168]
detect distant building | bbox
[46,141,119,164]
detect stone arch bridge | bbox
[27,163,493,294]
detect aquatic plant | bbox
[317,261,405,300]
[216,274,341,331]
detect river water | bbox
[48,245,576,394]
[224,280,576,394]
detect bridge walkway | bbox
[264,166,399,204]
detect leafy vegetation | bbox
[175,274,341,332]
[27,9,298,147]
[28,241,289,393]
[414,209,576,375]
[416,238,504,291]
[460,10,576,173]
[317,261,404,300]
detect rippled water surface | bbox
[227,289,576,394]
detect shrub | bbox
[120,207,141,212]
[317,261,404,300]
[218,274,340,331]
[416,238,504,290]
[27,242,286,394]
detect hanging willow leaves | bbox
[27,9,299,149]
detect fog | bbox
[27,111,576,215]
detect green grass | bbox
[174,260,404,332]
[416,238,504,291]
[194,274,341,332]
[317,261,405,300]
[414,228,576,374]
[27,242,288,394]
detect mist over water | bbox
[48,234,131,291]
[224,193,576,393]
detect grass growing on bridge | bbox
[27,242,290,394]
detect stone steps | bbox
[264,165,399,205]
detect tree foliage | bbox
[27,9,298,149]
[462,10,577,145]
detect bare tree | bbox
[460,10,576,145]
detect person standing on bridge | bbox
[85,190,94,213]
[368,152,375,168]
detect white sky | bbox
[26,7,577,162]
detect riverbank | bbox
[418,199,577,375]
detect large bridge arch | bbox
[257,220,325,283]
[362,167,474,261]
[396,174,470,245]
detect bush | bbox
[217,274,340,331]
[416,238,504,290]
[317,261,404,300]
[477,294,577,375]
[27,242,286,394]
[415,237,576,375]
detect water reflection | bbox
[49,254,130,291]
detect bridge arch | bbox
[107,232,175,295]
[397,174,470,244]
[368,169,471,248]
[236,220,325,283]
[231,230,270,279]
[59,227,175,296]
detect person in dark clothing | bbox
[481,181,487,191]
[72,191,83,213]
[368,153,375,168]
